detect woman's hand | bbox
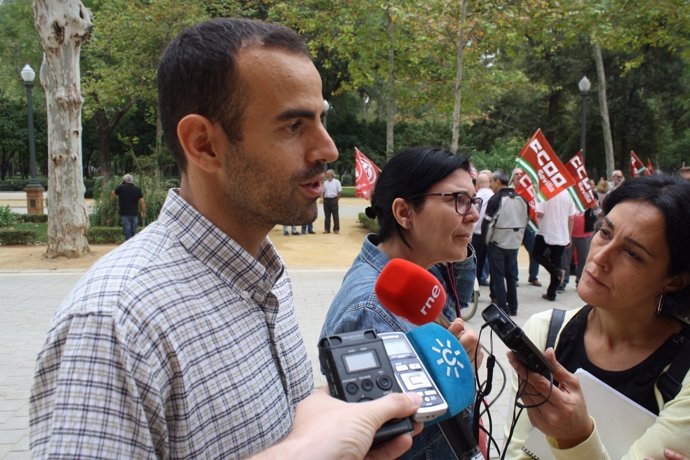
[646,449,690,460]
[448,318,484,368]
[507,348,593,449]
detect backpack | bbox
[485,191,528,249]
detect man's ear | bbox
[663,271,690,295]
[391,197,413,229]
[177,114,223,173]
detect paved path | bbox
[0,263,583,459]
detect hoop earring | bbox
[657,293,665,316]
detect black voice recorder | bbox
[318,329,414,446]
[481,303,554,379]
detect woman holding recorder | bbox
[505,175,690,459]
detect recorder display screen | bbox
[343,351,379,373]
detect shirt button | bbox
[240,291,251,300]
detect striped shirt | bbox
[30,189,313,459]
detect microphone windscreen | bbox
[407,323,475,423]
[375,258,447,325]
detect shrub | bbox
[0,205,17,227]
[87,226,124,244]
[0,229,38,245]
[17,214,48,223]
[358,212,380,232]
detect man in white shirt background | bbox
[322,169,342,234]
[533,190,576,301]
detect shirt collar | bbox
[159,189,284,296]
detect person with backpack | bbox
[504,175,690,459]
[481,170,529,316]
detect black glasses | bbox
[410,191,483,216]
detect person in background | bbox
[596,177,609,204]
[322,169,342,234]
[533,190,576,301]
[301,222,316,234]
[30,18,422,459]
[473,171,494,286]
[321,146,484,459]
[482,170,529,316]
[609,169,625,191]
[283,224,300,235]
[111,173,146,240]
[679,164,690,180]
[511,167,541,287]
[505,175,690,459]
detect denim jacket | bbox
[320,234,476,460]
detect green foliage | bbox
[0,205,17,227]
[358,212,379,233]
[0,228,37,245]
[17,213,48,224]
[87,226,124,244]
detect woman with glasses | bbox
[319,146,483,460]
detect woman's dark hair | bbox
[366,146,471,248]
[157,18,310,174]
[603,174,690,319]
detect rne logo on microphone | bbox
[431,337,465,379]
[420,285,441,316]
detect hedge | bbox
[87,227,124,244]
[0,229,38,245]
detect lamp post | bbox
[578,76,591,163]
[20,64,45,214]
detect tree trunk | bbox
[593,41,615,178]
[33,0,92,259]
[385,4,396,160]
[450,0,467,154]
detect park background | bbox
[1,0,688,217]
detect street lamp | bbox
[578,76,591,163]
[20,64,45,214]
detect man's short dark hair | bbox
[157,18,311,174]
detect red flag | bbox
[564,151,597,211]
[646,159,655,176]
[515,129,576,202]
[354,147,381,200]
[629,151,646,177]
[513,173,538,228]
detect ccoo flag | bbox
[354,147,381,200]
[516,129,576,203]
[564,151,597,211]
[630,150,647,177]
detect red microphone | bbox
[375,258,449,326]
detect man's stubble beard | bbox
[221,143,320,228]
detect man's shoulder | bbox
[56,226,180,318]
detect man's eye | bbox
[286,121,301,133]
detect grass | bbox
[15,222,48,243]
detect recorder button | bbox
[361,379,374,392]
[377,375,393,390]
[346,382,359,395]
